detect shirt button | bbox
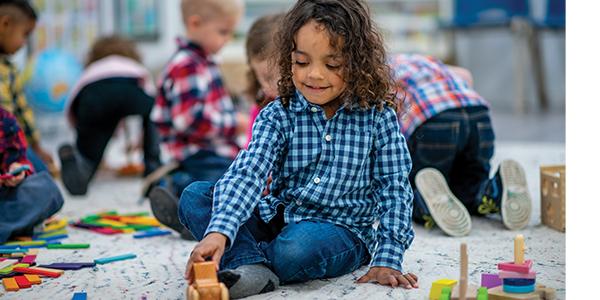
[313,177,321,184]
[310,107,318,113]
[325,134,332,142]
[296,200,302,206]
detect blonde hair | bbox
[180,0,243,23]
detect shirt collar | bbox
[176,37,208,60]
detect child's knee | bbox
[270,236,320,282]
[178,181,214,219]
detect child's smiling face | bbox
[291,20,346,108]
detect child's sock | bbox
[218,264,279,299]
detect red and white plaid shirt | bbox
[151,38,240,162]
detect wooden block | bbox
[430,279,458,300]
[193,282,221,300]
[488,286,540,300]
[44,218,68,232]
[498,260,533,273]
[47,243,90,249]
[14,275,32,288]
[450,283,478,300]
[24,274,41,284]
[94,253,136,264]
[514,235,525,264]
[540,165,565,232]
[499,270,536,279]
[481,273,503,288]
[192,262,218,284]
[13,263,30,268]
[4,241,46,247]
[2,277,19,291]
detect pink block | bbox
[497,259,533,273]
[481,273,502,288]
[498,270,537,279]
[21,255,36,264]
[0,258,6,262]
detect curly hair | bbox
[245,13,283,108]
[86,35,141,67]
[275,0,398,112]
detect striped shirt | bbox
[151,38,239,162]
[391,53,489,138]
[207,91,414,272]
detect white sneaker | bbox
[416,168,471,237]
[497,159,532,230]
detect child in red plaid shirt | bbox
[0,107,63,243]
[148,0,246,240]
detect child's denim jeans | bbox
[0,172,64,242]
[178,181,370,284]
[407,106,495,222]
[170,150,233,197]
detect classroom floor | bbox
[1,111,566,299]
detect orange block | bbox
[24,274,42,284]
[2,277,19,291]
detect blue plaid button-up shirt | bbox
[207,91,414,272]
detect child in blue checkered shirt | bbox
[179,0,417,298]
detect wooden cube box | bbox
[540,165,565,232]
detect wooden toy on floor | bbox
[451,243,478,300]
[186,261,229,300]
[540,165,565,232]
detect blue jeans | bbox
[407,106,495,222]
[178,181,369,284]
[170,150,233,197]
[27,148,48,173]
[0,172,64,242]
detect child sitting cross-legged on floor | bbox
[178,0,418,298]
[0,107,63,243]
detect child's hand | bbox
[357,266,418,289]
[261,175,273,196]
[185,232,228,284]
[2,163,27,187]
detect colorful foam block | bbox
[38,262,96,270]
[30,266,64,274]
[503,284,535,294]
[481,273,502,289]
[430,279,458,300]
[503,278,536,286]
[94,253,137,264]
[497,260,533,273]
[36,234,69,242]
[44,218,68,232]
[14,275,32,288]
[13,267,61,278]
[133,229,172,238]
[498,270,536,279]
[47,243,90,249]
[4,240,46,247]
[0,249,27,254]
[72,291,87,300]
[35,229,68,239]
[24,274,41,284]
[2,277,19,291]
[0,259,17,270]
[20,255,36,264]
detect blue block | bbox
[72,291,87,300]
[133,229,171,239]
[0,245,20,250]
[94,253,137,264]
[503,283,535,293]
[0,249,27,254]
[36,234,69,241]
[503,278,536,286]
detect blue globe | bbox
[24,49,83,113]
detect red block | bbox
[13,267,61,278]
[91,227,122,235]
[497,259,533,273]
[14,275,32,288]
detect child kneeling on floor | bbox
[390,53,533,237]
[179,0,418,298]
[0,107,63,243]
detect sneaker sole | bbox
[149,187,185,233]
[58,145,88,196]
[499,160,532,230]
[415,168,472,237]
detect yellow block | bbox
[44,218,68,232]
[24,274,42,284]
[2,277,19,291]
[430,279,458,300]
